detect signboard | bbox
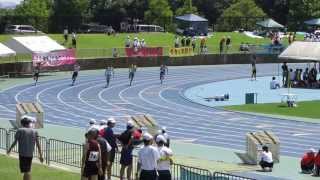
[169,47,194,57]
[125,47,163,57]
[32,49,76,67]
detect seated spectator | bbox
[259,146,273,172]
[301,148,316,174]
[270,77,280,89]
[315,149,320,176]
[303,68,309,81]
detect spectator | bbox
[288,32,293,44]
[71,32,77,48]
[289,69,295,87]
[314,149,320,176]
[282,62,289,86]
[87,119,100,132]
[119,121,135,180]
[81,129,103,180]
[219,37,226,54]
[181,36,186,47]
[300,148,316,174]
[259,146,274,172]
[63,27,68,44]
[160,127,170,147]
[191,37,196,52]
[303,68,309,81]
[156,135,173,180]
[137,133,160,180]
[174,36,180,48]
[96,130,112,180]
[125,36,131,48]
[140,39,146,48]
[270,77,280,89]
[226,36,231,53]
[98,120,108,137]
[186,37,191,47]
[200,37,206,54]
[103,118,118,180]
[7,116,44,180]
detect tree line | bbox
[0,0,319,33]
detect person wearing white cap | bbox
[159,127,170,147]
[87,119,100,132]
[119,120,136,180]
[7,116,44,180]
[137,133,160,180]
[300,148,316,174]
[125,36,131,48]
[101,117,117,180]
[156,135,173,180]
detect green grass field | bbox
[0,154,80,180]
[0,32,304,63]
[225,100,320,120]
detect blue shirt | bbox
[104,127,117,149]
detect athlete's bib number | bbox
[88,151,99,162]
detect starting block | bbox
[16,102,44,129]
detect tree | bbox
[14,0,51,32]
[288,0,320,30]
[144,0,173,28]
[175,0,198,15]
[50,0,88,32]
[216,0,267,31]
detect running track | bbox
[0,64,319,158]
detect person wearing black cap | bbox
[137,133,160,180]
[119,121,135,180]
[7,116,43,180]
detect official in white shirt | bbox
[156,135,173,180]
[137,133,160,180]
[259,146,274,172]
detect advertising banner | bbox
[169,47,194,57]
[125,47,163,57]
[32,49,76,67]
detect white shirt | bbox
[86,124,100,132]
[157,146,173,171]
[138,145,160,170]
[270,80,279,89]
[74,65,80,72]
[261,151,273,163]
[64,29,68,35]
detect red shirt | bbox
[301,152,315,166]
[132,129,142,140]
[315,153,320,166]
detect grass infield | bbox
[0,154,80,180]
[224,100,320,120]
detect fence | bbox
[0,127,256,180]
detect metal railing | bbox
[0,127,256,180]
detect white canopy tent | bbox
[0,43,16,57]
[4,36,65,54]
[279,41,320,61]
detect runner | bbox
[160,64,168,84]
[129,64,137,86]
[33,63,41,86]
[104,65,114,88]
[72,63,80,86]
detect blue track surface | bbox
[0,64,319,158]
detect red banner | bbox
[125,47,163,57]
[32,49,76,67]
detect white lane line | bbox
[119,76,320,139]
